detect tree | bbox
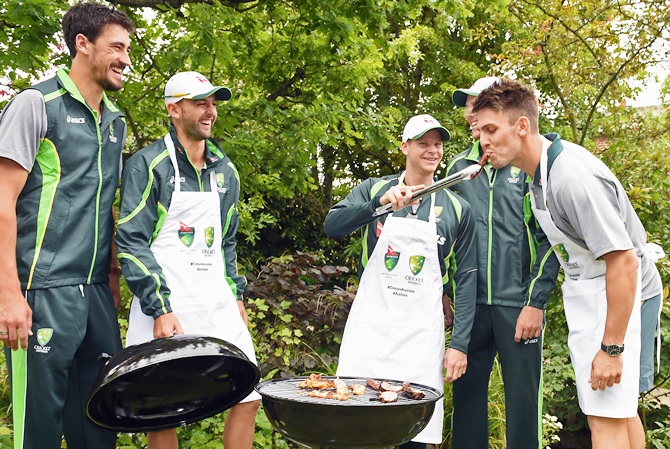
[1,1,670,445]
[496,0,670,145]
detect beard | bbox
[98,75,123,92]
[90,56,124,92]
[183,119,213,141]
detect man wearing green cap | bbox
[324,114,477,449]
[447,78,559,449]
[115,71,260,449]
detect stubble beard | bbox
[91,55,124,92]
[185,121,212,142]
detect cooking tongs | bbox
[372,151,492,218]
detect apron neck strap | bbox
[164,134,218,194]
[164,134,181,192]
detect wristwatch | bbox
[601,343,625,356]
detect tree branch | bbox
[0,20,18,29]
[266,67,306,101]
[109,0,258,9]
[520,0,612,68]
[580,33,663,145]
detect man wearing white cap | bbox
[115,71,260,449]
[447,77,559,449]
[324,114,477,449]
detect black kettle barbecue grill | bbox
[86,334,260,432]
[255,376,443,449]
[86,336,442,448]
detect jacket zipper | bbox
[87,110,104,283]
[487,168,496,305]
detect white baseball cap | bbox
[164,71,232,105]
[402,114,451,143]
[452,76,500,107]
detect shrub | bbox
[245,251,356,378]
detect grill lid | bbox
[86,334,260,432]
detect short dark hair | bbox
[472,78,540,132]
[62,2,135,58]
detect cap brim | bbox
[191,87,232,101]
[410,126,451,142]
[452,88,479,107]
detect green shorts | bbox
[5,283,122,449]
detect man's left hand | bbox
[443,348,467,382]
[514,305,543,343]
[237,300,249,326]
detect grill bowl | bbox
[86,334,260,432]
[255,376,442,449]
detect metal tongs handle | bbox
[372,151,492,218]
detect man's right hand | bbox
[379,184,425,211]
[0,289,33,351]
[0,158,32,351]
[153,312,184,338]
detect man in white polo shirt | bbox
[472,78,660,449]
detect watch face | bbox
[605,344,623,356]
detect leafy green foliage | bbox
[646,421,670,449]
[0,0,67,89]
[245,251,355,378]
[252,407,293,449]
[2,0,670,447]
[0,357,11,449]
[499,0,670,146]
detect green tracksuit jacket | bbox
[323,174,478,354]
[16,68,126,289]
[115,128,246,319]
[446,142,559,309]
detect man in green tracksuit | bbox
[325,114,477,449]
[115,71,260,449]
[448,78,559,449]
[0,4,134,449]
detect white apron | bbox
[337,177,445,444]
[530,139,640,418]
[126,134,260,402]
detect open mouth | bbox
[200,120,213,128]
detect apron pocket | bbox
[561,278,606,333]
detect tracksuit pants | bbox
[5,284,121,449]
[451,304,543,449]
